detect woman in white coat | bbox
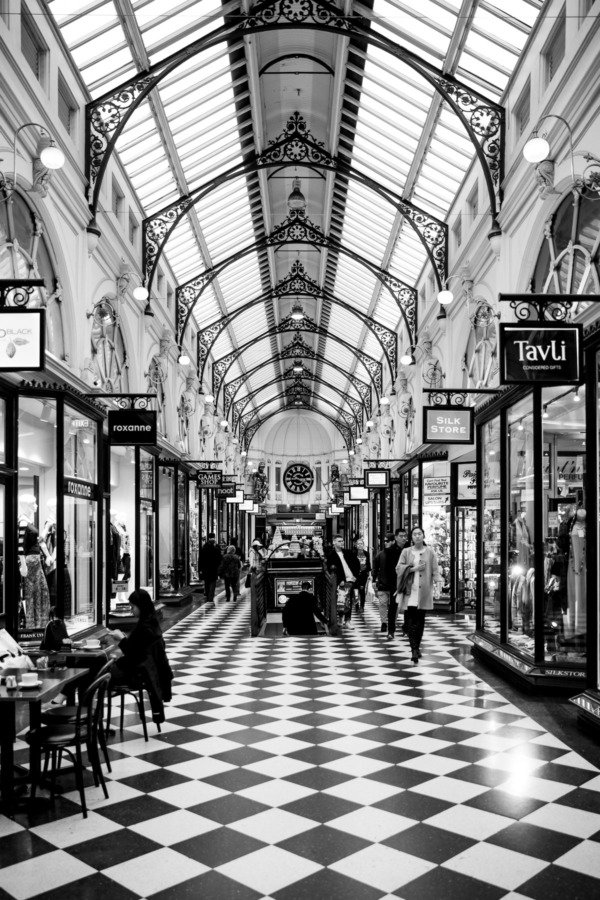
[396,526,442,663]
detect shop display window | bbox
[64,405,98,630]
[542,384,587,664]
[482,415,501,635]
[110,446,135,612]
[421,461,451,599]
[507,396,535,657]
[0,398,5,464]
[18,397,57,634]
[139,451,155,599]
[188,478,199,583]
[158,466,174,593]
[177,470,187,587]
[0,484,5,618]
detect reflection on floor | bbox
[2,592,600,900]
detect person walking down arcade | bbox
[396,526,442,663]
[199,532,222,604]
[327,534,360,628]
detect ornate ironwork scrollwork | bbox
[428,390,467,407]
[259,111,334,167]
[225,376,247,416]
[244,0,364,31]
[0,279,45,308]
[358,353,382,393]
[508,296,574,322]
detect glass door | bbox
[456,506,477,610]
[0,482,5,620]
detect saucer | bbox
[20,680,42,689]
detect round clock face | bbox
[283,463,314,494]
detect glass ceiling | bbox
[47,0,544,445]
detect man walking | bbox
[199,532,222,604]
[327,534,360,629]
[373,533,396,634]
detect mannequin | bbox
[18,493,50,628]
[511,509,532,568]
[109,512,122,581]
[565,507,586,640]
[41,498,73,617]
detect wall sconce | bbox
[399,347,416,366]
[143,298,155,317]
[241,450,247,457]
[87,299,118,326]
[177,346,190,365]
[220,419,228,429]
[523,113,600,195]
[86,217,102,256]
[204,393,215,403]
[380,396,390,406]
[366,419,374,429]
[0,122,65,198]
[356,437,363,445]
[437,267,472,306]
[117,267,149,303]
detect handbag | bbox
[40,614,69,652]
[244,572,252,588]
[397,566,414,596]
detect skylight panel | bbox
[71,45,134,93]
[456,53,510,95]
[60,2,117,48]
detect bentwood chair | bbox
[27,673,111,818]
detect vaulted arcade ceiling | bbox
[48,0,544,450]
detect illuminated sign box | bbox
[217,482,237,499]
[226,489,245,504]
[0,308,45,371]
[349,485,369,501]
[499,321,583,385]
[423,406,474,445]
[364,469,390,489]
[343,492,360,506]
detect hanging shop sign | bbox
[423,494,449,507]
[217,482,237,499]
[499,323,583,385]
[64,477,99,501]
[349,485,369,501]
[423,406,474,444]
[0,308,45,371]
[196,470,223,488]
[196,460,221,470]
[364,468,390,489]
[108,409,157,445]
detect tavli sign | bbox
[499,323,583,385]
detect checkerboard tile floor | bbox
[2,591,600,900]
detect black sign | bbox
[196,461,221,470]
[65,478,98,501]
[423,406,474,444]
[500,323,583,385]
[197,470,223,489]
[108,409,157,445]
[364,469,389,489]
[217,482,237,499]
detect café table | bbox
[0,666,89,811]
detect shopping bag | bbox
[366,575,376,602]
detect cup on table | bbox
[21,672,38,686]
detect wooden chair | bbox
[98,658,163,743]
[27,673,111,818]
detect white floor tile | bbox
[164,757,236,779]
[324,776,402,805]
[442,841,548,890]
[216,846,322,894]
[330,843,436,891]
[129,809,221,844]
[245,756,313,778]
[0,850,96,900]
[177,736,244,755]
[30,811,122,849]
[521,803,600,838]
[328,807,415,841]
[229,808,317,842]
[103,847,208,894]
[500,774,574,802]
[398,754,469,776]
[321,756,391,777]
[149,780,229,807]
[554,840,600,878]
[237,778,315,807]
[424,804,514,839]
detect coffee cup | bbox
[86,640,101,649]
[21,672,38,686]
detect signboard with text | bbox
[457,463,477,500]
[0,308,45,371]
[64,477,99,502]
[499,322,583,385]
[216,482,237,499]
[195,461,221,470]
[196,470,223,489]
[423,476,450,494]
[108,409,157,445]
[423,406,474,445]
[364,469,390,489]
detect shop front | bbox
[472,317,591,690]
[158,459,204,601]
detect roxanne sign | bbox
[500,323,583,385]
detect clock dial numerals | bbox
[283,464,314,494]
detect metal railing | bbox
[250,569,267,636]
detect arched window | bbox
[532,189,600,295]
[0,188,66,359]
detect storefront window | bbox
[0,398,5,464]
[482,416,501,636]
[0,484,5,617]
[421,461,451,597]
[189,477,200,582]
[64,405,98,631]
[139,451,155,598]
[158,466,174,593]
[109,446,135,612]
[507,395,535,657]
[18,397,57,635]
[177,470,187,587]
[410,468,420,529]
[542,383,587,664]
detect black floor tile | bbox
[283,766,352,791]
[272,868,382,900]
[0,830,56,867]
[202,767,270,792]
[488,821,581,861]
[277,824,370,866]
[97,795,176,826]
[149,870,263,900]
[374,790,452,821]
[366,765,435,789]
[135,747,201,767]
[464,787,545,819]
[172,825,266,867]
[383,822,477,863]
[69,829,161,869]
[31,873,139,900]
[287,745,346,766]
[359,745,422,766]
[213,747,272,766]
[556,787,600,814]
[518,864,600,900]
[400,865,505,900]
[153,728,207,746]
[281,792,360,823]
[118,768,189,793]
[533,762,596,786]
[448,764,513,788]
[187,794,269,824]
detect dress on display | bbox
[565,526,586,640]
[19,517,50,628]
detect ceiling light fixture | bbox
[290,301,305,321]
[287,176,306,211]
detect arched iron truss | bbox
[142,112,447,296]
[177,209,415,349]
[85,0,504,257]
[211,317,382,400]
[240,402,354,454]
[222,339,372,418]
[231,371,362,435]
[241,387,359,437]
[197,261,397,384]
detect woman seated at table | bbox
[109,589,166,686]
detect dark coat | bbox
[199,541,222,579]
[354,549,372,587]
[326,547,360,584]
[116,616,163,675]
[282,591,327,635]
[218,553,241,579]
